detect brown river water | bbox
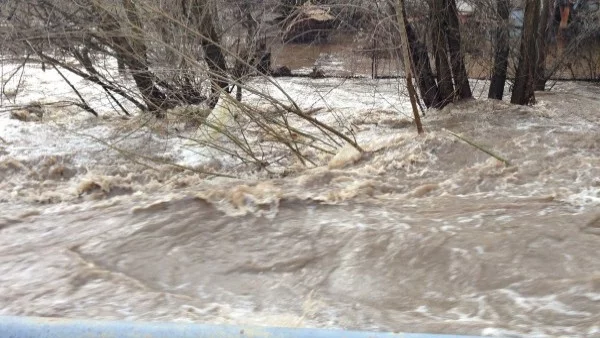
[1,71,600,337]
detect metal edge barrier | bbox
[0,316,483,338]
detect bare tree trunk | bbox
[387,1,441,108]
[371,39,379,79]
[406,23,442,108]
[121,0,169,115]
[511,0,541,105]
[186,0,229,108]
[488,0,511,99]
[395,0,424,134]
[430,0,455,106]
[535,0,552,90]
[232,5,264,102]
[92,1,169,114]
[445,0,472,100]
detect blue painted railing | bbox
[0,316,482,338]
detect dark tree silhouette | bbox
[488,0,511,100]
[536,0,553,90]
[430,0,455,106]
[446,0,472,100]
[185,0,229,108]
[511,0,541,105]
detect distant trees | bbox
[490,0,600,103]
[2,0,599,116]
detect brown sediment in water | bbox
[0,80,599,337]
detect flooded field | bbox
[1,62,600,337]
[271,34,600,80]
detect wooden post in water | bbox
[395,0,424,134]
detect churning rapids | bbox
[1,69,599,337]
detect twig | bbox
[285,104,364,152]
[34,51,146,112]
[73,48,131,116]
[50,62,99,116]
[26,40,99,116]
[444,128,510,166]
[103,86,131,116]
[1,54,30,104]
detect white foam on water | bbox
[564,187,600,207]
[499,289,591,317]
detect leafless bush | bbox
[1,0,368,175]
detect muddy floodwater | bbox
[1,74,600,337]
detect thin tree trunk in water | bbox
[511,0,541,105]
[387,1,441,108]
[187,0,228,109]
[395,0,424,134]
[535,0,552,90]
[489,0,511,99]
[430,0,454,106]
[371,39,377,79]
[121,0,169,115]
[445,0,472,99]
[203,44,228,107]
